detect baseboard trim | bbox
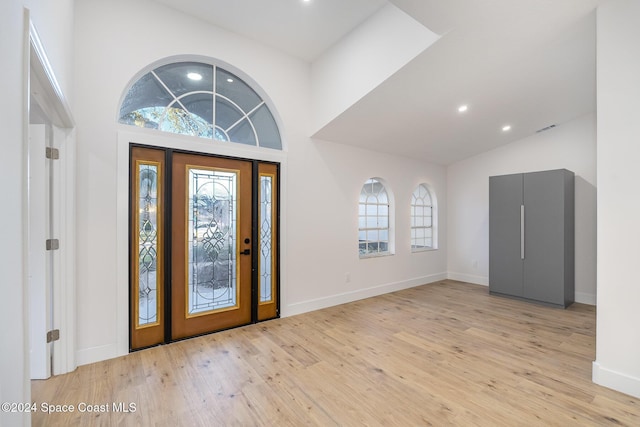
[283,272,448,317]
[593,361,640,399]
[447,272,488,286]
[575,291,596,306]
[76,344,123,367]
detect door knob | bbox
[241,249,251,255]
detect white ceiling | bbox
[151,0,388,62]
[150,0,603,165]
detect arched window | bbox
[359,178,393,257]
[119,61,282,149]
[411,184,437,251]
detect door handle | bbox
[521,204,525,260]
[241,249,251,256]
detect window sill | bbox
[411,247,438,253]
[359,252,394,259]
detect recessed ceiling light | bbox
[502,125,512,132]
[458,105,468,113]
[187,72,202,81]
[226,78,234,83]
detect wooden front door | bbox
[170,152,252,339]
[130,146,279,350]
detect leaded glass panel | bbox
[137,162,160,327]
[187,167,238,316]
[259,175,273,303]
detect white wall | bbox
[311,3,439,133]
[447,113,597,304]
[0,2,29,425]
[26,0,75,100]
[74,0,447,365]
[0,1,74,426]
[286,138,447,315]
[593,0,640,399]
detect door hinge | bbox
[46,239,60,250]
[46,329,60,343]
[45,147,60,160]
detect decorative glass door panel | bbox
[130,147,165,349]
[187,167,238,316]
[138,163,161,324]
[257,163,278,321]
[171,153,252,340]
[259,175,272,303]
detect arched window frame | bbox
[359,177,394,258]
[411,183,438,251]
[117,57,283,151]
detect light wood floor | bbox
[32,280,640,426]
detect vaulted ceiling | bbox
[150,0,602,165]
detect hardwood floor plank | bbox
[31,281,640,426]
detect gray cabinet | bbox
[489,169,574,308]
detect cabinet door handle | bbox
[521,204,525,260]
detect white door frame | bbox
[25,12,76,377]
[28,123,50,379]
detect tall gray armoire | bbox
[489,169,574,308]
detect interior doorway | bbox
[26,17,76,379]
[130,146,279,350]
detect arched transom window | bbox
[411,183,436,251]
[359,178,392,257]
[119,61,281,149]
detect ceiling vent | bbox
[536,124,557,133]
